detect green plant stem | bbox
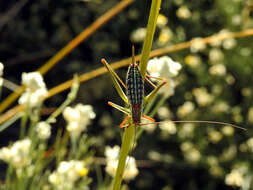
[5,165,13,190]
[112,124,134,190]
[20,111,28,138]
[139,0,162,77]
[46,75,79,124]
[112,1,161,190]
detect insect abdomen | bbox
[126,64,144,106]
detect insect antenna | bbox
[138,120,247,131]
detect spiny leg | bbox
[120,116,130,128]
[101,59,126,89]
[101,59,128,104]
[144,74,167,105]
[142,114,155,122]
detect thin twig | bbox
[0,0,135,114]
[0,0,29,30]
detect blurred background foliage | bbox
[1,0,253,189]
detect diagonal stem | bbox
[0,0,135,114]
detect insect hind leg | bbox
[142,114,155,122]
[120,116,130,128]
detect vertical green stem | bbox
[112,1,161,190]
[112,124,134,190]
[20,112,28,138]
[139,0,162,77]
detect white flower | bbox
[0,62,3,76]
[49,160,88,189]
[36,122,51,139]
[177,101,195,118]
[231,14,241,25]
[241,87,252,97]
[180,142,200,163]
[208,129,223,143]
[221,126,235,136]
[240,48,251,56]
[158,27,173,45]
[157,106,171,119]
[190,37,206,53]
[130,27,147,43]
[178,123,195,139]
[0,138,31,168]
[247,107,253,123]
[225,170,244,187]
[225,75,235,85]
[105,145,139,180]
[105,145,120,161]
[76,104,96,120]
[105,156,138,181]
[157,14,168,28]
[147,56,182,78]
[147,56,181,97]
[18,72,48,107]
[105,159,118,178]
[22,72,46,92]
[220,145,237,161]
[176,6,191,19]
[209,48,224,63]
[223,38,236,49]
[122,157,139,181]
[185,55,201,67]
[159,121,177,136]
[184,148,201,163]
[63,104,96,138]
[193,87,214,106]
[209,64,226,76]
[209,165,223,177]
[246,137,253,152]
[211,102,230,113]
[180,141,194,152]
[0,147,12,162]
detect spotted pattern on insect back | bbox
[126,63,144,106]
[126,63,144,124]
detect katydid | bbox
[101,46,246,132]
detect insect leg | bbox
[144,75,167,104]
[142,114,155,122]
[108,101,130,115]
[120,116,130,128]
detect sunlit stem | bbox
[112,123,134,190]
[139,0,162,77]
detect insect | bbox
[101,46,166,130]
[101,47,246,132]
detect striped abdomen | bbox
[126,63,144,124]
